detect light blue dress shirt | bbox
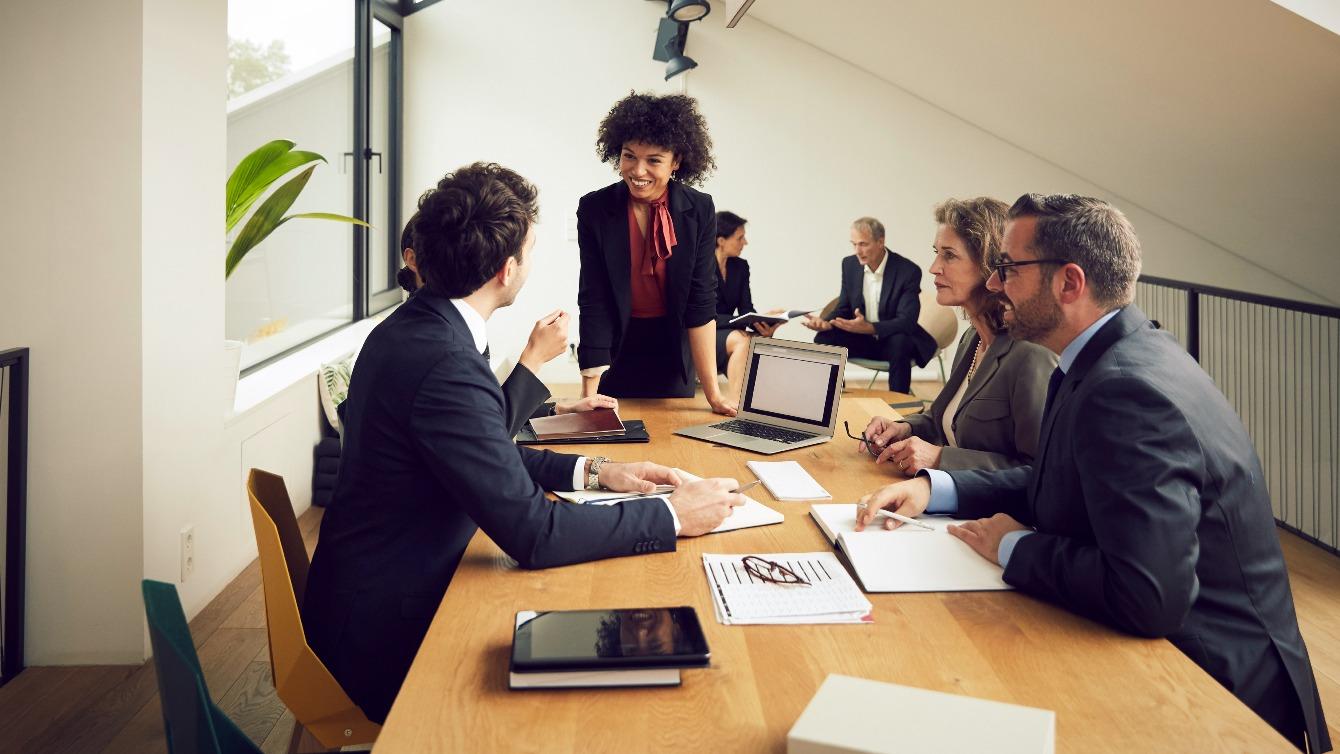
[923,309,1123,567]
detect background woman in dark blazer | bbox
[577,93,736,415]
[713,211,782,402]
[862,197,1057,472]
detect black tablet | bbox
[511,607,711,673]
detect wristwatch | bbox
[586,456,610,490]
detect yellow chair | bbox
[246,469,380,753]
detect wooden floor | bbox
[0,507,325,754]
[1,402,1337,751]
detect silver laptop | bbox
[675,338,846,454]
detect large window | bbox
[226,0,404,373]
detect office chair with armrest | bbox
[246,469,380,754]
[141,580,264,754]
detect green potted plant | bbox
[222,140,369,414]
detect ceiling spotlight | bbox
[667,0,711,23]
[664,53,698,80]
[652,17,698,80]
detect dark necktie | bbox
[1043,366,1065,417]
[482,345,491,361]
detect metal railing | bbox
[0,347,28,686]
[1135,277,1339,556]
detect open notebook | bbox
[810,504,1011,592]
[555,469,784,534]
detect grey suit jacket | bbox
[946,306,1328,751]
[902,328,1056,470]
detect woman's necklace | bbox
[964,338,987,385]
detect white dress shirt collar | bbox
[863,250,889,279]
[449,299,489,355]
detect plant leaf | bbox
[286,212,370,226]
[225,165,315,278]
[225,139,293,223]
[226,150,327,232]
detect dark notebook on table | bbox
[527,407,624,440]
[515,419,649,444]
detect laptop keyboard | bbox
[710,419,817,444]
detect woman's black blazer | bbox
[576,180,718,382]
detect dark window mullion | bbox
[352,0,372,320]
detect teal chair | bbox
[142,580,263,754]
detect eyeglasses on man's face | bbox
[990,258,1069,282]
[741,555,811,586]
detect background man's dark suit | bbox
[302,292,676,723]
[946,306,1329,750]
[815,253,936,392]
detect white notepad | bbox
[788,674,1055,754]
[702,552,872,625]
[810,504,1011,592]
[554,469,784,534]
[746,461,831,501]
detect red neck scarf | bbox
[631,190,676,276]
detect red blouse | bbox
[627,199,668,318]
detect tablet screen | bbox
[511,607,710,672]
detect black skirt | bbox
[598,316,695,398]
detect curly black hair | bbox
[595,91,716,186]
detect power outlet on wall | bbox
[180,525,195,582]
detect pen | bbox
[856,503,934,531]
[651,484,766,495]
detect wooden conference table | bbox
[375,391,1293,753]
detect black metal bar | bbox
[1139,274,1340,319]
[1276,520,1340,559]
[353,0,372,321]
[377,9,404,304]
[1186,289,1200,362]
[1,347,29,686]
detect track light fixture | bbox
[668,0,711,23]
[652,0,708,80]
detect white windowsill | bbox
[228,307,397,421]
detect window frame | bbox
[239,0,406,376]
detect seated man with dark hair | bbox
[398,211,615,436]
[303,162,744,723]
[802,216,936,393]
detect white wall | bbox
[403,0,1322,386]
[141,0,236,643]
[0,0,148,663]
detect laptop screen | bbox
[740,343,842,428]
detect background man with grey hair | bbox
[854,194,1329,751]
[802,216,936,392]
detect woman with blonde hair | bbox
[860,197,1057,472]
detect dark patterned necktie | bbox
[482,345,491,361]
[1043,366,1064,416]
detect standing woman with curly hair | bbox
[576,92,736,415]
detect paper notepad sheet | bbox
[702,552,872,625]
[788,674,1054,754]
[554,469,784,534]
[810,504,1011,593]
[746,461,831,501]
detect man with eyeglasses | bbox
[855,194,1328,752]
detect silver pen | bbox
[856,503,934,531]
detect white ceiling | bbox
[747,0,1340,304]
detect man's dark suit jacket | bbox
[946,306,1329,751]
[302,292,676,723]
[826,252,937,367]
[576,180,718,383]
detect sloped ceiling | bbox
[748,0,1340,304]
